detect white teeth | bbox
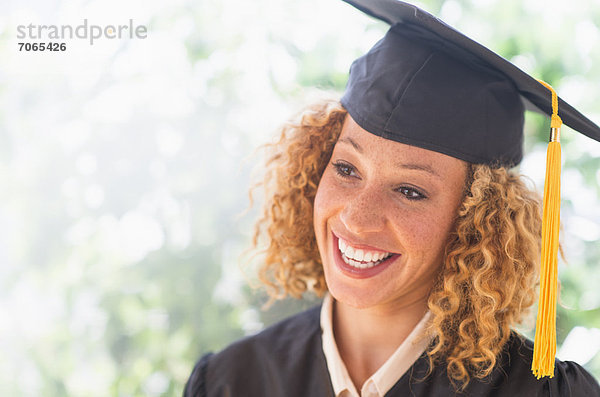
[346,246,355,259]
[343,254,381,269]
[354,249,364,261]
[348,258,361,268]
[337,236,393,269]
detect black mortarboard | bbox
[340,0,600,166]
[340,0,600,380]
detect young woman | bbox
[184,1,600,395]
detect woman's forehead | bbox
[337,114,468,176]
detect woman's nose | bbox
[339,188,386,235]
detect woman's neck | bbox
[332,296,429,391]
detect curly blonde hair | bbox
[251,99,542,387]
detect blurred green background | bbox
[0,0,599,395]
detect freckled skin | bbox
[313,115,468,313]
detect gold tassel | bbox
[532,80,562,379]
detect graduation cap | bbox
[340,0,600,379]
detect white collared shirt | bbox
[320,294,433,397]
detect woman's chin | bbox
[325,278,391,310]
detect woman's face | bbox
[313,115,468,311]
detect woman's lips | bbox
[331,232,399,279]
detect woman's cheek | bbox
[313,173,337,240]
[390,207,449,248]
[315,173,342,213]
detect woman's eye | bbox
[332,161,357,178]
[396,186,426,200]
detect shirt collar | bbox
[320,293,433,397]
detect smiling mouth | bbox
[337,236,395,269]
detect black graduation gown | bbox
[184,305,600,397]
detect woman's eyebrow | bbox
[395,162,440,178]
[338,137,363,153]
[338,137,440,178]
